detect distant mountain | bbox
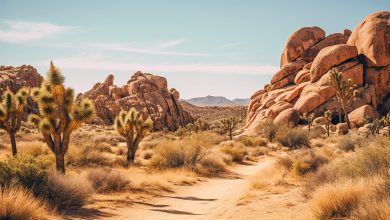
[183,95,249,107]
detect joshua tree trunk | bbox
[55,153,65,174]
[10,132,17,156]
[229,130,233,140]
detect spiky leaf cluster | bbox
[115,107,153,139]
[0,88,29,133]
[29,62,95,135]
[220,116,240,140]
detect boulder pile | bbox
[78,71,193,131]
[245,11,390,135]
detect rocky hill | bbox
[245,11,390,135]
[185,95,249,106]
[78,71,193,131]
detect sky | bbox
[0,1,388,99]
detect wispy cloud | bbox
[156,39,185,48]
[38,53,278,75]
[84,42,212,57]
[0,21,78,43]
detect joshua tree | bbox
[220,116,240,140]
[260,119,279,142]
[300,113,315,131]
[330,68,357,129]
[115,108,153,162]
[383,114,390,136]
[0,88,29,156]
[324,110,332,137]
[365,116,383,136]
[28,62,95,173]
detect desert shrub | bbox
[311,178,369,219]
[277,155,293,171]
[237,135,267,147]
[86,168,129,193]
[150,139,206,169]
[220,141,247,162]
[276,128,310,149]
[95,142,113,153]
[67,146,113,167]
[259,120,279,142]
[351,198,390,220]
[45,170,94,210]
[251,147,269,157]
[0,154,52,192]
[0,184,52,220]
[18,141,50,157]
[291,150,329,176]
[196,154,226,176]
[335,136,359,152]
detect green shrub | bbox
[0,154,52,192]
[276,128,310,149]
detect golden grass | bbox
[0,184,53,220]
[196,154,226,176]
[311,177,382,219]
[251,163,286,190]
[86,168,129,193]
[17,141,50,157]
[219,141,247,162]
[351,199,390,220]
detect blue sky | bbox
[0,1,388,99]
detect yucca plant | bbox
[28,62,95,173]
[300,113,315,131]
[221,116,240,140]
[0,88,29,156]
[114,108,153,162]
[365,116,383,136]
[383,114,390,136]
[330,68,357,129]
[324,110,332,137]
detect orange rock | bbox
[265,101,293,119]
[348,105,380,128]
[347,11,390,67]
[280,27,325,67]
[294,85,336,113]
[273,108,300,126]
[271,60,306,84]
[284,82,309,103]
[294,69,311,84]
[310,44,358,82]
[300,33,348,62]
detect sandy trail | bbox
[107,158,278,220]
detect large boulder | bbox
[280,27,325,67]
[271,60,306,84]
[300,33,348,62]
[273,108,300,126]
[294,85,336,113]
[347,11,390,67]
[348,105,380,127]
[310,44,358,82]
[80,71,193,131]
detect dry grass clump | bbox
[277,150,328,177]
[219,141,247,162]
[250,147,270,157]
[95,142,113,153]
[259,120,279,142]
[311,178,370,219]
[307,137,390,218]
[335,135,361,152]
[17,141,50,157]
[66,146,113,168]
[0,184,52,220]
[237,135,267,147]
[45,170,94,210]
[86,168,129,193]
[276,128,310,149]
[196,154,226,176]
[149,139,206,169]
[350,199,390,220]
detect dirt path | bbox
[105,158,302,220]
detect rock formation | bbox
[79,71,193,131]
[245,11,390,135]
[0,65,43,115]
